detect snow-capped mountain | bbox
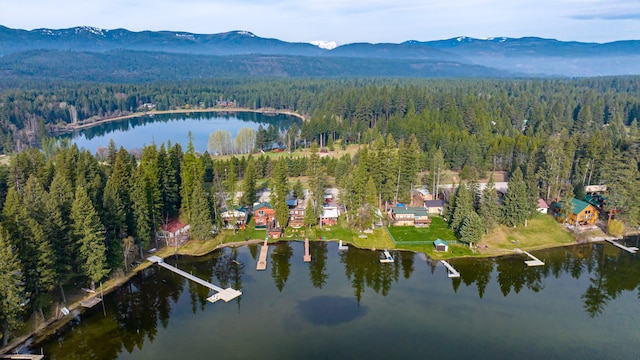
[309,40,338,50]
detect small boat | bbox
[380,249,394,263]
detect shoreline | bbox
[50,107,307,134]
[1,233,625,354]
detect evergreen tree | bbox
[459,211,484,245]
[131,168,153,255]
[26,218,56,321]
[241,157,257,206]
[449,183,474,234]
[102,149,131,270]
[189,182,213,240]
[501,167,529,227]
[71,186,109,290]
[0,228,24,346]
[272,158,289,228]
[303,197,318,228]
[47,170,74,279]
[478,174,500,233]
[180,133,203,220]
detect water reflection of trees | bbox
[309,241,329,288]
[35,264,186,360]
[271,242,293,292]
[340,248,405,304]
[450,243,640,317]
[63,112,301,142]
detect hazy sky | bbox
[0,0,638,45]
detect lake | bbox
[29,240,640,359]
[61,111,301,154]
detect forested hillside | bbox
[1,76,640,346]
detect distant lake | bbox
[29,239,640,359]
[60,111,301,153]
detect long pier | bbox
[514,249,545,266]
[148,256,241,302]
[303,238,311,262]
[440,260,460,278]
[256,239,269,270]
[0,355,44,360]
[605,239,638,254]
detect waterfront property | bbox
[221,208,248,229]
[157,219,190,246]
[388,206,431,227]
[254,202,275,229]
[551,198,598,226]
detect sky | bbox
[0,0,638,45]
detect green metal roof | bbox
[555,198,592,215]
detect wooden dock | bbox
[0,355,44,360]
[514,249,545,266]
[256,239,269,270]
[440,260,460,278]
[338,240,348,251]
[148,256,241,302]
[605,239,638,254]
[80,297,102,308]
[303,238,311,262]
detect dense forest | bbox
[1,76,640,346]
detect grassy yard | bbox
[388,216,457,243]
[477,214,576,256]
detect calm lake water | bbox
[30,240,639,359]
[61,112,301,154]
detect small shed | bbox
[537,198,549,214]
[434,239,449,252]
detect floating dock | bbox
[256,239,269,270]
[148,256,241,302]
[338,240,348,251]
[514,249,545,266]
[380,249,394,263]
[440,260,460,278]
[303,238,311,262]
[605,239,638,254]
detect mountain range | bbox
[1,25,639,81]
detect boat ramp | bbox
[148,256,241,303]
[440,260,460,278]
[605,239,638,254]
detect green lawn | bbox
[388,216,457,243]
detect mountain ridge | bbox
[1,25,640,78]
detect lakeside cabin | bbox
[551,198,598,226]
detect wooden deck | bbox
[605,239,638,254]
[303,238,311,262]
[256,239,269,270]
[440,260,460,278]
